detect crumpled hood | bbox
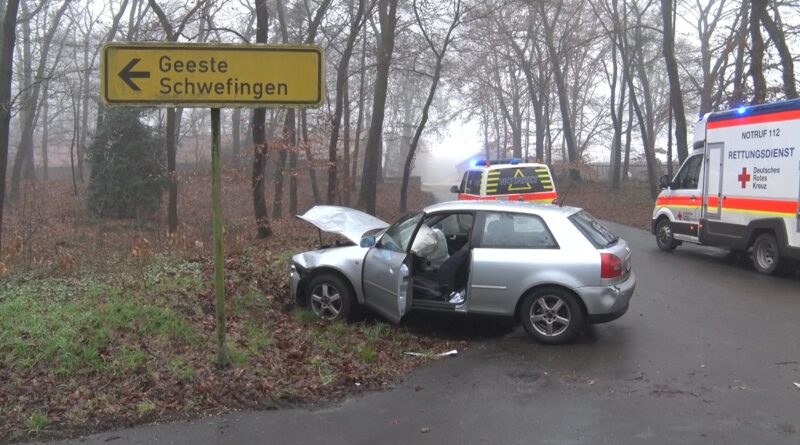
[297,205,389,244]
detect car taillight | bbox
[601,253,622,279]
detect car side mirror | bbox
[450,185,460,193]
[659,174,670,190]
[360,235,377,248]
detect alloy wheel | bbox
[529,295,571,337]
[310,283,342,320]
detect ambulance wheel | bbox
[752,233,781,275]
[655,219,678,252]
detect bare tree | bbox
[749,0,768,103]
[9,0,72,200]
[251,0,272,238]
[399,0,461,212]
[326,0,366,204]
[148,0,205,233]
[760,1,797,99]
[660,0,688,162]
[357,0,398,214]
[0,0,21,253]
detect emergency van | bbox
[450,159,558,204]
[652,99,800,274]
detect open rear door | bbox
[361,213,422,323]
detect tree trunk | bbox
[357,0,398,214]
[251,0,271,238]
[660,0,688,163]
[166,108,178,232]
[232,108,241,168]
[342,80,351,205]
[623,96,633,181]
[79,37,90,183]
[41,81,49,181]
[301,110,322,203]
[608,6,622,189]
[351,30,368,193]
[0,0,21,253]
[272,111,292,219]
[749,0,768,104]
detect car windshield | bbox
[378,213,423,253]
[569,210,619,248]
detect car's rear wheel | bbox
[655,218,678,252]
[752,233,781,275]
[306,274,355,321]
[519,287,584,344]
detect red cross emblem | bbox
[737,167,750,189]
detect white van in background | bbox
[652,99,800,274]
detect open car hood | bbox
[297,205,389,245]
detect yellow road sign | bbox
[102,43,324,107]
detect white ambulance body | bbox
[652,99,800,274]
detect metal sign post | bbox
[101,42,324,369]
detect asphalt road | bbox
[41,190,800,445]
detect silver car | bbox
[289,201,635,344]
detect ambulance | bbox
[652,98,800,274]
[450,159,558,204]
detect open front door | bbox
[362,213,422,323]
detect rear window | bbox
[569,210,619,248]
[485,166,554,196]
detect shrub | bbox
[87,108,166,218]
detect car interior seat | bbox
[413,247,470,301]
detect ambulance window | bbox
[673,155,702,189]
[459,172,468,193]
[465,171,482,195]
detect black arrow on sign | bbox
[118,58,150,91]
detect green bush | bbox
[87,108,166,218]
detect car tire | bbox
[752,233,781,275]
[519,287,585,345]
[655,218,679,252]
[306,274,355,321]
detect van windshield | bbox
[569,210,619,248]
[485,166,554,195]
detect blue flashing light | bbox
[737,106,747,115]
[473,159,487,167]
[510,158,522,164]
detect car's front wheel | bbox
[655,218,678,252]
[306,274,355,321]
[519,287,584,344]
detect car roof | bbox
[424,200,581,217]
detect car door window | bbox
[426,213,474,254]
[673,155,702,190]
[378,213,423,253]
[480,212,557,249]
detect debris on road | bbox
[404,350,458,358]
[421,427,430,434]
[793,382,800,389]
